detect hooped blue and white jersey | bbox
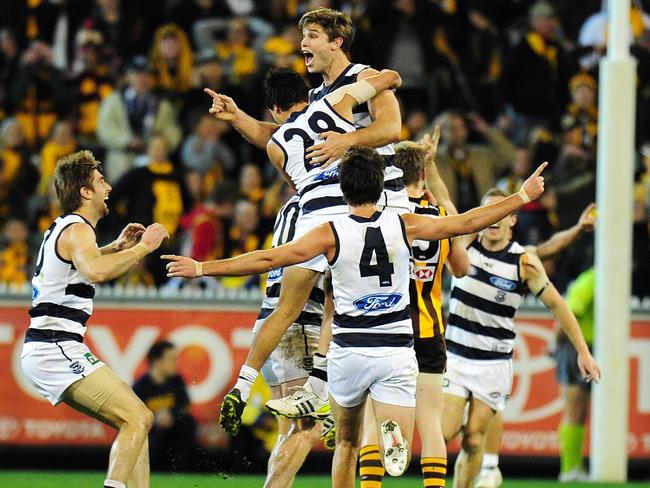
[28,214,96,339]
[310,63,407,207]
[446,238,527,360]
[271,97,355,217]
[328,211,412,355]
[256,195,325,326]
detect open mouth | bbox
[302,50,314,67]
[488,224,499,229]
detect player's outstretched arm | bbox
[62,223,168,283]
[404,162,548,242]
[522,253,601,383]
[204,88,279,149]
[163,223,336,278]
[534,203,596,260]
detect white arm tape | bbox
[324,79,377,106]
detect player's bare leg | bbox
[416,373,447,487]
[331,396,366,488]
[475,413,504,487]
[62,368,153,486]
[247,266,320,371]
[441,393,467,443]
[371,398,415,477]
[264,379,322,488]
[452,398,496,488]
[126,438,150,488]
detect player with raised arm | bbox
[164,147,548,487]
[439,190,601,488]
[204,67,403,435]
[357,132,470,488]
[21,151,169,488]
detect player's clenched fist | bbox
[519,161,548,203]
[162,254,201,278]
[204,88,237,121]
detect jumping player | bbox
[164,147,548,487]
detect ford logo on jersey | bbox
[313,166,339,181]
[353,293,403,312]
[490,276,517,291]
[268,268,283,281]
[32,285,40,301]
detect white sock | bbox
[307,353,328,401]
[234,364,258,402]
[481,453,499,470]
[104,480,126,488]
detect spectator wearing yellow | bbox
[39,120,77,194]
[0,219,30,287]
[150,24,194,96]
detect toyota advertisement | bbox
[0,302,648,458]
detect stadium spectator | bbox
[0,119,39,223]
[0,29,20,119]
[1,0,60,51]
[39,120,77,194]
[97,55,182,183]
[69,28,115,151]
[559,73,598,158]
[170,0,234,49]
[221,199,262,289]
[30,180,61,238]
[6,40,70,148]
[501,1,578,144]
[149,24,194,101]
[108,134,190,284]
[133,341,198,471]
[181,114,236,184]
[433,111,516,212]
[0,218,30,287]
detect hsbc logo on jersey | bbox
[353,293,403,312]
[413,268,434,282]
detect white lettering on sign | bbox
[22,419,106,440]
[0,417,21,441]
[629,339,650,413]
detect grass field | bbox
[0,471,648,487]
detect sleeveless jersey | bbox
[446,238,527,360]
[271,97,355,217]
[408,197,450,340]
[28,214,96,340]
[328,211,412,354]
[309,63,405,187]
[256,196,324,326]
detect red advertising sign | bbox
[0,302,648,458]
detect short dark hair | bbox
[147,340,175,364]
[299,8,355,51]
[394,141,427,187]
[208,180,238,205]
[263,67,309,112]
[54,150,101,214]
[339,147,385,206]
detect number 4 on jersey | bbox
[359,227,394,287]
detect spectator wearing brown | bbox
[222,199,262,289]
[149,24,194,102]
[108,134,190,284]
[559,72,598,158]
[433,110,516,213]
[97,55,182,183]
[0,119,39,223]
[69,29,114,151]
[6,41,69,148]
[501,1,578,144]
[0,218,30,287]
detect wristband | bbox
[127,243,148,262]
[195,261,203,278]
[517,186,531,204]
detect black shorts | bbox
[555,340,591,391]
[414,335,447,374]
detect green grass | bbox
[0,471,647,487]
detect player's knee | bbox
[141,407,155,431]
[461,430,484,454]
[124,405,154,433]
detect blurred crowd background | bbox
[1,0,650,297]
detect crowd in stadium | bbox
[0,0,649,296]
